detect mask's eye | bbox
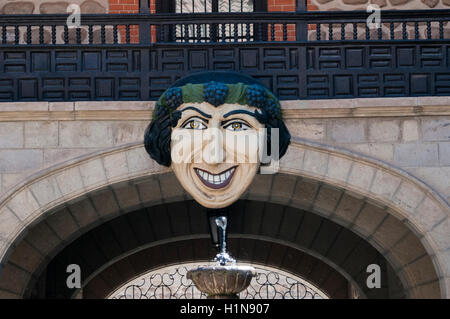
[224,121,250,132]
[182,118,207,130]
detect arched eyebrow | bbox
[223,109,258,119]
[180,106,212,119]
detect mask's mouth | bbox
[194,166,237,190]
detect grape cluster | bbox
[265,99,281,119]
[203,81,228,106]
[246,84,267,108]
[164,87,183,111]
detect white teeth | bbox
[196,167,235,185]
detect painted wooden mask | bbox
[144,73,290,208]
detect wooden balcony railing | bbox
[0,10,449,101]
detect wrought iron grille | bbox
[109,263,328,299]
[175,0,254,13]
[174,0,255,43]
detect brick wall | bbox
[108,0,156,43]
[268,0,296,11]
[1,0,444,43]
[268,0,319,41]
[109,0,156,14]
[107,0,316,43]
[106,0,315,43]
[269,0,319,11]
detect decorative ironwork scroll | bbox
[109,263,328,299]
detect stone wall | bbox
[308,0,450,40]
[268,0,450,40]
[2,0,447,14]
[0,0,109,14]
[0,0,110,44]
[1,0,446,42]
[0,98,449,207]
[288,115,450,204]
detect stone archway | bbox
[0,139,448,298]
[32,200,403,299]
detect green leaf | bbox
[182,83,204,104]
[225,83,248,105]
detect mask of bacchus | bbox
[144,72,291,208]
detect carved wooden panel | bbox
[0,43,448,102]
[306,43,450,99]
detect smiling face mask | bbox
[144,78,291,209]
[170,102,264,208]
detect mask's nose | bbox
[203,128,225,164]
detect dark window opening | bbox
[157,0,267,42]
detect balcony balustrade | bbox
[0,9,449,101]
